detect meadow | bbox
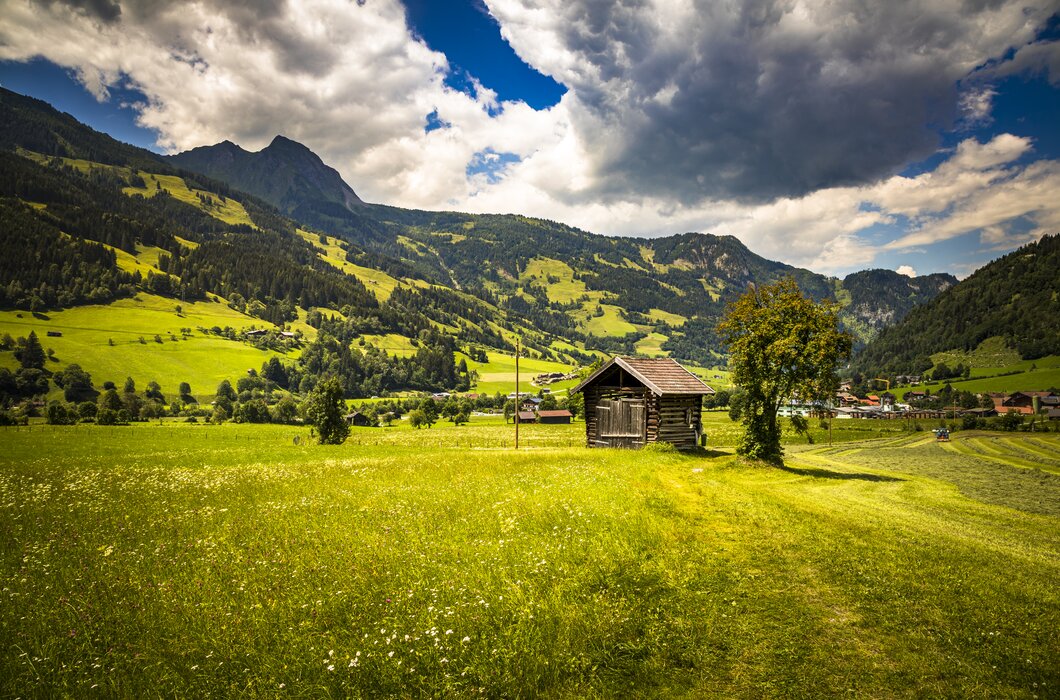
[1,418,1057,697]
[0,294,291,403]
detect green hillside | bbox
[856,235,1060,376]
[0,86,973,417]
[0,294,289,402]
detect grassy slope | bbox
[0,424,1055,697]
[634,331,669,357]
[583,304,637,337]
[521,257,592,305]
[899,361,1060,399]
[126,172,256,227]
[466,351,577,396]
[294,229,402,301]
[0,294,289,401]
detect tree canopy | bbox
[719,278,852,464]
[304,376,349,445]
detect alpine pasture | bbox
[1,419,1057,697]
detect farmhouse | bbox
[572,357,714,450]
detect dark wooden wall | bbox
[654,395,702,450]
[583,384,702,450]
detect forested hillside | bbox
[853,234,1060,375]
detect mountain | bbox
[168,135,362,213]
[853,235,1060,375]
[166,136,390,247]
[0,86,958,378]
[169,133,957,358]
[841,269,957,332]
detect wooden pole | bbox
[515,337,520,450]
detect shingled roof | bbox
[571,357,715,396]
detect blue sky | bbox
[1,0,1058,279]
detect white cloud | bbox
[0,0,1057,277]
[896,265,917,277]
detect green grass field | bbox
[466,351,578,395]
[520,257,594,305]
[0,294,290,402]
[582,304,638,337]
[0,421,1056,697]
[633,332,669,357]
[295,230,404,301]
[900,364,1060,399]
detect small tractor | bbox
[934,428,950,442]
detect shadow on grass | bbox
[779,464,904,482]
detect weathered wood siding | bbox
[583,385,702,450]
[654,395,702,450]
[583,386,649,448]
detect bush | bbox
[45,401,75,425]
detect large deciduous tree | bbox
[304,376,350,445]
[718,278,852,464]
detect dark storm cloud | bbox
[522,0,1058,204]
[34,0,122,22]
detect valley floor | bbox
[1,422,1057,697]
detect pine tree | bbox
[19,331,46,370]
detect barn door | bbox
[595,398,646,446]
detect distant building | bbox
[344,411,373,427]
[516,410,537,423]
[537,409,573,424]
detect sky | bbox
[1,0,1059,279]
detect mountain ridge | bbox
[168,134,363,217]
[0,86,960,370]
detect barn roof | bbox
[537,409,573,418]
[571,357,715,396]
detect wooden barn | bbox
[571,357,715,450]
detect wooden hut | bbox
[571,357,715,450]
[344,411,373,427]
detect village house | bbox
[572,357,714,450]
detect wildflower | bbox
[328,664,335,671]
[462,636,470,643]
[388,651,395,658]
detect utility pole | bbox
[514,337,520,450]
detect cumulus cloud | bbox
[896,265,917,277]
[0,0,1057,277]
[486,0,1055,203]
[0,0,564,208]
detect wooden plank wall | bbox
[656,395,702,449]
